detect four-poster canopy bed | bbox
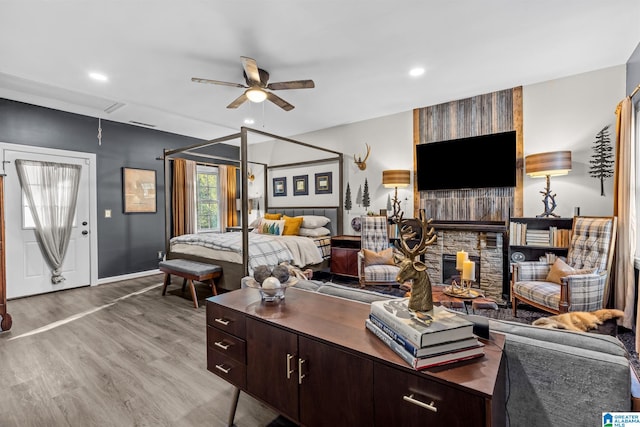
[162,127,344,291]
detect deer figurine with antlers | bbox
[353,143,371,170]
[394,210,437,312]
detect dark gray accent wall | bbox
[0,98,239,278]
[628,42,640,95]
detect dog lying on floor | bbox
[532,309,624,332]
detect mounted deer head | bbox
[395,210,437,312]
[353,143,371,171]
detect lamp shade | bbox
[525,151,572,177]
[382,170,411,188]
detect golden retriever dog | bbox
[532,309,624,332]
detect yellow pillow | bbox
[363,248,395,266]
[545,258,594,284]
[264,213,282,220]
[282,215,303,236]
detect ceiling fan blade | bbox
[191,77,246,89]
[227,93,249,109]
[266,91,294,111]
[267,80,315,90]
[241,56,261,85]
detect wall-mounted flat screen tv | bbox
[416,131,516,191]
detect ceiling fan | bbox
[191,56,315,111]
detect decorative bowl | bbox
[244,276,298,302]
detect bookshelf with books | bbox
[508,217,573,264]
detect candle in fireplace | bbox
[462,260,475,281]
[456,250,468,270]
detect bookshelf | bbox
[508,217,573,263]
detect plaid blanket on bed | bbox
[170,233,294,274]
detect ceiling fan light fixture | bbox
[246,88,267,103]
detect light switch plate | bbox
[105,209,112,218]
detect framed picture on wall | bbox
[123,167,157,213]
[293,175,308,196]
[273,177,287,197]
[315,172,332,194]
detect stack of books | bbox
[367,298,484,370]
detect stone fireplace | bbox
[441,253,480,286]
[422,222,507,302]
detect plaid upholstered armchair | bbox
[358,215,401,288]
[511,216,617,316]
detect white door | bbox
[4,148,92,299]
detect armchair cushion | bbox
[513,280,561,310]
[363,264,400,283]
[545,258,595,284]
[362,248,395,266]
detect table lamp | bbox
[525,151,571,218]
[382,169,410,222]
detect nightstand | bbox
[330,235,361,277]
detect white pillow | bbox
[298,226,330,237]
[300,215,331,228]
[253,219,285,236]
[249,217,262,228]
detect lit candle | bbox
[462,260,475,281]
[456,250,468,270]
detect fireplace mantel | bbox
[431,220,508,233]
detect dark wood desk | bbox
[206,288,505,427]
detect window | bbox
[196,165,220,232]
[22,175,77,229]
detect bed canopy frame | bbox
[162,126,344,278]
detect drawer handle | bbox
[215,364,231,374]
[214,317,230,326]
[298,358,305,384]
[214,341,230,350]
[286,353,295,379]
[403,394,437,413]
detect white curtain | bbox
[15,160,81,284]
[613,97,637,338]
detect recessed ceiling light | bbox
[409,67,425,77]
[89,72,108,82]
[244,118,255,125]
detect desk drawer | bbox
[207,303,246,339]
[374,362,485,427]
[207,325,246,364]
[207,349,246,389]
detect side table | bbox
[330,235,361,277]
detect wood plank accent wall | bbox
[413,87,523,221]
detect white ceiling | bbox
[0,1,638,141]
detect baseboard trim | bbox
[97,269,161,285]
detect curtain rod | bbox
[631,84,640,99]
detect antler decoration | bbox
[394,209,437,312]
[353,143,371,170]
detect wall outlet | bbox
[157,251,164,260]
[105,209,112,218]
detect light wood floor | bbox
[0,274,279,427]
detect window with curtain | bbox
[22,181,77,229]
[196,164,220,232]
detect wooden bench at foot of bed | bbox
[159,259,222,309]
